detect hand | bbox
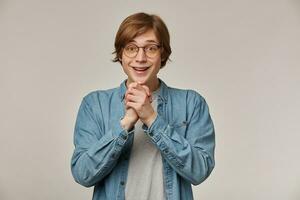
[120,106,138,131]
[125,82,157,127]
[120,84,142,131]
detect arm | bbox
[71,97,133,187]
[143,91,215,185]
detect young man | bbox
[71,12,215,200]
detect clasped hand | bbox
[121,82,157,130]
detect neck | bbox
[147,78,160,92]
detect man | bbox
[71,12,215,200]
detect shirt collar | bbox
[118,78,168,103]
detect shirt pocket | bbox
[169,120,189,135]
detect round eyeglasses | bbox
[123,43,161,58]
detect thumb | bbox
[138,83,151,96]
[140,85,152,102]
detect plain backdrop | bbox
[1,0,300,200]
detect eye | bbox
[125,45,137,52]
[146,45,159,52]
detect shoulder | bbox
[81,87,119,106]
[167,86,206,105]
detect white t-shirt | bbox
[125,89,165,200]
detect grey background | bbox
[1,0,300,199]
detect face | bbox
[120,29,162,90]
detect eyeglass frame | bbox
[122,43,162,58]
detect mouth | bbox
[131,66,150,73]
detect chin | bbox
[135,78,147,85]
[128,75,146,84]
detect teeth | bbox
[133,67,148,71]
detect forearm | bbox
[143,114,215,185]
[71,119,133,187]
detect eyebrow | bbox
[130,39,159,44]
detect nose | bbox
[135,47,147,62]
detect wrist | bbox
[144,112,157,127]
[120,117,134,131]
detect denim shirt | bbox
[71,79,215,200]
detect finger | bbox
[139,85,152,103]
[126,84,152,104]
[126,101,139,110]
[126,87,145,98]
[126,94,140,103]
[127,85,153,104]
[125,103,131,109]
[130,82,144,91]
[128,82,138,90]
[141,85,151,96]
[125,88,140,100]
[125,88,135,100]
[131,84,150,99]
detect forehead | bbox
[130,29,159,44]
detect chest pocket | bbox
[169,120,189,135]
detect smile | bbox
[132,67,150,72]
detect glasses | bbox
[123,43,161,58]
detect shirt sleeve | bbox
[71,97,133,187]
[142,91,215,185]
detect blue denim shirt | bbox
[71,79,215,200]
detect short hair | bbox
[112,12,172,68]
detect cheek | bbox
[121,56,130,67]
[120,52,127,64]
[153,57,162,69]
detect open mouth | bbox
[132,67,150,72]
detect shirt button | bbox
[120,181,125,186]
[149,132,153,137]
[164,149,169,154]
